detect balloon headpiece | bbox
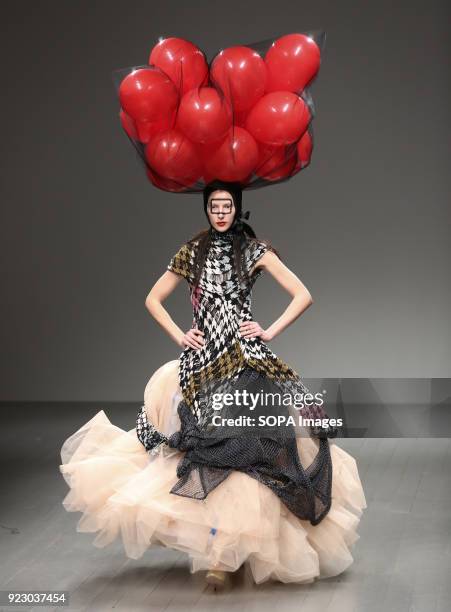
[112,31,326,194]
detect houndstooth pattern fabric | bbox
[136,403,169,456]
[166,228,338,436]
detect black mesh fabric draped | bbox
[167,367,333,526]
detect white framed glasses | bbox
[208,198,234,215]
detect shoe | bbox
[205,569,227,589]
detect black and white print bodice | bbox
[167,228,283,420]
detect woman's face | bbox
[207,190,236,232]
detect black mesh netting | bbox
[166,367,334,526]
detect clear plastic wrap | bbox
[112,31,326,193]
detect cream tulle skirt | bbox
[59,360,367,585]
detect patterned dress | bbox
[136,227,338,526]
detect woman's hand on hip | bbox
[180,327,205,350]
[239,320,272,342]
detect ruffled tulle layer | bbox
[59,360,367,584]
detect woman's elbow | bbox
[294,290,313,308]
[145,294,159,313]
[300,290,313,306]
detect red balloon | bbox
[239,173,253,187]
[210,46,266,112]
[146,167,190,192]
[120,108,176,144]
[196,138,226,182]
[265,33,320,93]
[255,143,297,181]
[145,129,202,185]
[294,129,313,171]
[196,137,227,160]
[119,110,138,140]
[149,37,209,95]
[203,126,259,182]
[119,68,178,123]
[135,112,176,143]
[176,87,232,144]
[120,110,169,144]
[245,91,310,145]
[234,109,249,128]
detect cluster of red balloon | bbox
[114,32,324,193]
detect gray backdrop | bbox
[1,0,450,401]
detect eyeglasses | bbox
[208,198,234,215]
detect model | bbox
[59,178,367,588]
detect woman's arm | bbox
[240,251,313,342]
[145,270,205,350]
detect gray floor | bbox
[1,404,450,612]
